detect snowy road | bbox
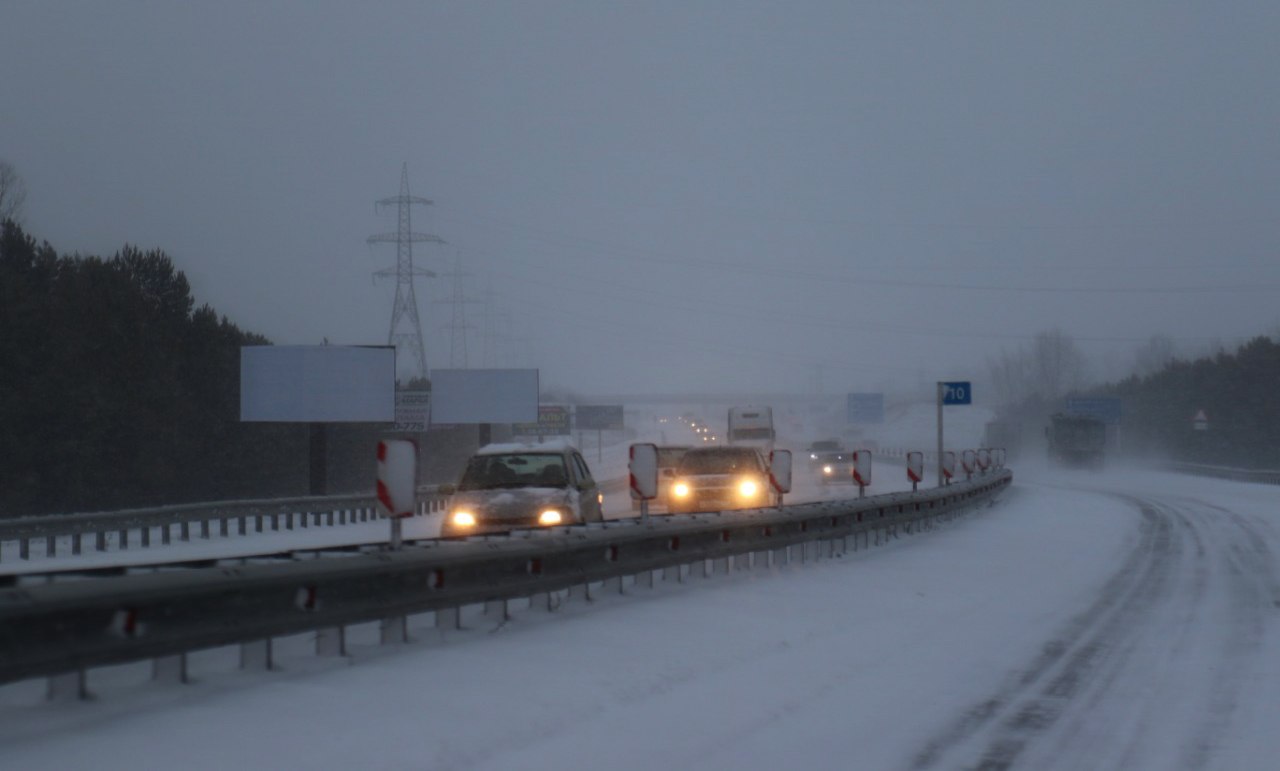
[3,466,1277,770]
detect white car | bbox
[441,442,604,537]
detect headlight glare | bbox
[738,479,759,498]
[673,482,690,498]
[451,511,476,527]
[538,509,563,526]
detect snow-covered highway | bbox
[2,464,1276,770]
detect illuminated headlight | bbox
[810,453,817,459]
[451,511,476,527]
[823,465,833,475]
[673,482,690,498]
[538,509,563,526]
[738,479,759,498]
[597,492,604,505]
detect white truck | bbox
[726,406,775,456]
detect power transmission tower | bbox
[438,251,482,368]
[367,163,444,383]
[480,281,497,367]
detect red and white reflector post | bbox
[941,451,956,484]
[852,449,872,498]
[629,443,659,523]
[377,439,418,549]
[961,449,977,480]
[769,449,793,506]
[977,448,992,473]
[906,451,924,491]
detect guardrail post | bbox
[569,583,592,602]
[662,565,683,583]
[287,512,296,531]
[19,538,29,559]
[316,627,346,657]
[238,517,247,536]
[119,528,128,549]
[435,607,461,632]
[220,518,229,537]
[72,533,81,555]
[95,531,107,552]
[380,616,408,644]
[141,527,150,547]
[484,599,509,620]
[255,514,263,532]
[152,654,188,684]
[339,510,347,525]
[240,639,273,671]
[300,511,309,529]
[636,570,655,589]
[46,534,56,557]
[180,522,190,542]
[528,592,555,612]
[161,524,171,545]
[46,670,88,702]
[327,511,335,527]
[270,514,279,531]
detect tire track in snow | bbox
[910,493,1276,770]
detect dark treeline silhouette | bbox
[1089,335,1280,469]
[0,220,316,516]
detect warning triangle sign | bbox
[1193,409,1208,422]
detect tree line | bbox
[986,328,1280,468]
[0,220,319,517]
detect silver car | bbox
[441,443,604,537]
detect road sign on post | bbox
[1193,409,1208,431]
[937,381,972,487]
[376,439,417,550]
[629,443,658,524]
[769,449,793,506]
[852,449,872,497]
[906,451,924,491]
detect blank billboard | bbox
[431,369,538,424]
[240,345,396,422]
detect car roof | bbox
[475,440,578,456]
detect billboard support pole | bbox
[598,429,603,464]
[309,423,329,496]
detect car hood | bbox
[451,486,574,518]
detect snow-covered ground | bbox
[3,461,1277,770]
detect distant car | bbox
[441,442,604,536]
[805,439,844,468]
[630,445,691,510]
[667,446,777,514]
[812,451,854,484]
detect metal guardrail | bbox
[0,471,1011,696]
[0,487,451,563]
[1162,461,1280,485]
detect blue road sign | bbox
[846,392,885,424]
[941,381,972,405]
[1065,397,1123,424]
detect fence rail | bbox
[0,471,1011,696]
[0,487,450,563]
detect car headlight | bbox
[823,465,833,475]
[538,509,563,526]
[673,482,690,498]
[738,479,759,498]
[451,511,476,527]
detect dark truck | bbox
[1046,413,1106,469]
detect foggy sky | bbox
[3,1,1278,399]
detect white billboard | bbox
[240,345,396,422]
[430,369,539,424]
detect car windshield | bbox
[817,452,849,462]
[730,428,773,440]
[458,453,569,490]
[677,449,762,475]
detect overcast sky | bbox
[3,1,1278,398]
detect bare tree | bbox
[1030,329,1087,399]
[1133,334,1177,376]
[0,160,27,222]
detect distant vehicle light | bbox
[597,492,604,505]
[673,482,690,498]
[738,479,759,498]
[451,511,476,527]
[823,465,833,474]
[538,510,563,526]
[810,453,818,459]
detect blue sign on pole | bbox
[941,381,972,405]
[1065,397,1123,424]
[846,393,885,424]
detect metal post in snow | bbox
[936,381,944,488]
